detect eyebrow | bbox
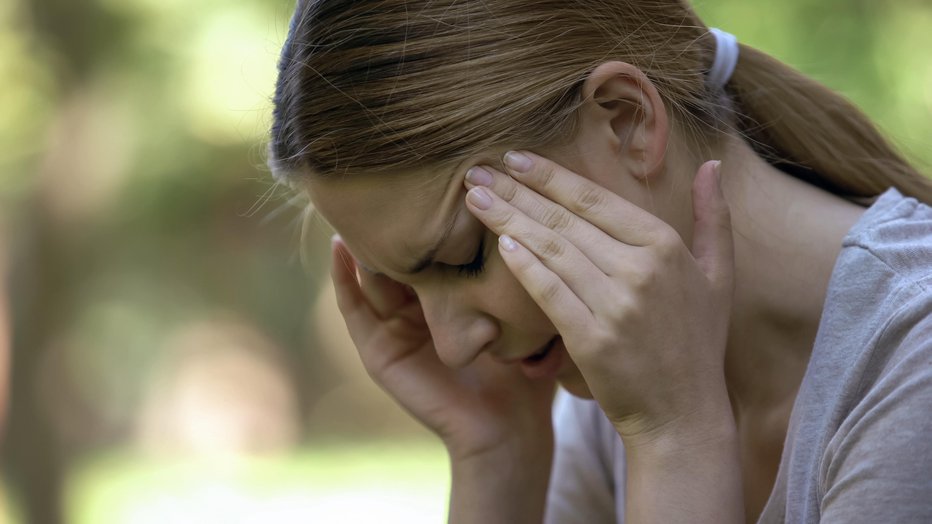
[400,210,460,275]
[356,207,461,277]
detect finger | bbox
[690,160,735,294]
[465,164,631,274]
[331,236,433,379]
[358,265,415,317]
[501,150,666,245]
[332,235,416,319]
[330,236,381,345]
[464,184,611,311]
[496,234,593,338]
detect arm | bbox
[329,239,556,524]
[622,390,744,524]
[820,306,932,523]
[449,443,552,524]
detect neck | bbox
[712,137,867,519]
[717,137,867,419]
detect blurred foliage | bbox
[697,0,932,169]
[0,0,930,522]
[68,442,448,524]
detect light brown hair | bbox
[269,0,932,201]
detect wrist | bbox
[448,439,553,524]
[613,383,737,452]
[620,403,744,524]
[444,419,553,462]
[620,413,737,457]
[448,433,553,479]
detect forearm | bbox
[448,447,552,524]
[622,404,744,523]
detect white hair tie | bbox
[707,28,739,90]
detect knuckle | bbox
[716,209,734,235]
[716,221,733,241]
[629,266,659,292]
[572,185,607,215]
[499,178,519,203]
[539,206,573,232]
[496,208,520,232]
[537,235,566,260]
[536,164,557,189]
[605,293,639,322]
[538,278,563,303]
[718,203,732,223]
[652,227,683,261]
[700,206,732,236]
[589,328,617,356]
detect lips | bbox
[523,336,558,363]
[518,336,565,380]
[486,337,566,380]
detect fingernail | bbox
[504,151,533,173]
[466,186,493,210]
[465,166,493,187]
[331,234,342,247]
[499,234,518,252]
[712,160,722,187]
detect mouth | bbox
[523,336,558,364]
[518,336,564,380]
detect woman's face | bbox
[307,89,689,398]
[308,152,603,397]
[301,62,693,399]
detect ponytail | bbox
[271,0,932,205]
[728,44,932,202]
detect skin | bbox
[310,62,867,522]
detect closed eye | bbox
[455,237,486,279]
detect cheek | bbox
[482,251,555,333]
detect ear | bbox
[578,61,669,180]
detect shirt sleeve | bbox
[820,292,932,523]
[545,390,622,524]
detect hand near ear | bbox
[465,153,743,522]
[465,153,735,434]
[330,237,556,522]
[330,237,555,460]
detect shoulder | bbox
[840,187,932,288]
[823,187,932,452]
[763,188,932,522]
[818,189,932,521]
[816,188,932,363]
[819,299,932,522]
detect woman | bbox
[269,1,932,522]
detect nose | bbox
[413,283,499,368]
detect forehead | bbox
[307,168,463,269]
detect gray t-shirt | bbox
[545,188,932,523]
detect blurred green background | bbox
[0,0,929,522]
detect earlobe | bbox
[580,61,669,180]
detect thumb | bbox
[690,160,735,293]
